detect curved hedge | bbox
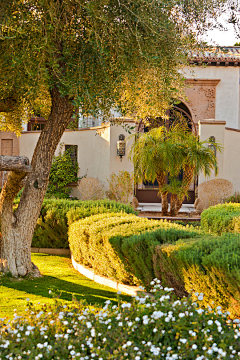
[32,199,136,248]
[68,213,201,286]
[201,203,240,235]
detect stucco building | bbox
[2,47,240,203]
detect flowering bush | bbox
[106,171,133,204]
[1,281,240,359]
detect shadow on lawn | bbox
[1,274,131,306]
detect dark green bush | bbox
[32,199,136,248]
[46,149,79,199]
[201,203,240,235]
[69,213,200,286]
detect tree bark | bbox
[175,166,194,214]
[156,172,168,216]
[170,194,178,217]
[0,87,74,277]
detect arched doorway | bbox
[135,102,197,204]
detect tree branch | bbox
[0,156,31,173]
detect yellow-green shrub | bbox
[158,233,240,318]
[32,199,136,248]
[69,213,201,285]
[201,203,240,235]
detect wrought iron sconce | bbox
[208,136,216,156]
[117,134,126,161]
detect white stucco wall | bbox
[19,121,135,198]
[183,66,240,129]
[109,122,135,176]
[198,120,226,185]
[199,121,240,193]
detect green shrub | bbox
[1,283,240,359]
[224,191,240,203]
[46,148,79,199]
[69,213,200,286]
[32,199,136,248]
[201,203,240,235]
[158,232,240,318]
[67,199,137,225]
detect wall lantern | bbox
[208,136,216,156]
[117,134,126,161]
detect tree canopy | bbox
[0,0,225,134]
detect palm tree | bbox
[129,123,221,216]
[172,133,221,216]
[129,127,171,215]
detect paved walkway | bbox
[137,203,195,214]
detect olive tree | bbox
[0,0,225,276]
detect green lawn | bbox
[0,253,130,319]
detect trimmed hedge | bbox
[201,203,240,235]
[157,232,240,318]
[32,199,136,248]
[69,213,201,286]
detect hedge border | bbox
[71,255,146,297]
[31,248,71,256]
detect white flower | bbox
[91,328,96,337]
[118,322,123,326]
[207,320,213,325]
[126,341,132,346]
[180,339,187,344]
[179,313,185,318]
[86,322,92,328]
[192,344,197,350]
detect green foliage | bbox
[0,0,225,132]
[68,213,200,286]
[129,124,220,215]
[201,203,240,235]
[1,283,240,359]
[106,171,133,204]
[46,149,79,199]
[32,199,136,249]
[159,233,240,318]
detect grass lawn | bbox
[0,253,130,319]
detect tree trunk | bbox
[156,172,168,216]
[175,166,194,214]
[161,192,168,216]
[170,194,178,217]
[0,87,74,277]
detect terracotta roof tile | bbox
[189,46,240,65]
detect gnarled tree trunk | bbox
[0,87,74,277]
